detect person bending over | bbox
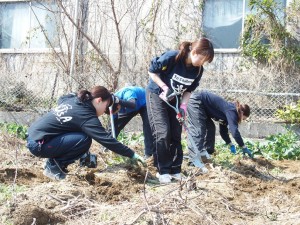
[110,86,154,158]
[187,90,253,172]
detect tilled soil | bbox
[0,137,300,225]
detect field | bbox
[0,134,300,225]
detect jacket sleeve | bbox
[81,117,135,158]
[226,111,245,147]
[219,123,232,145]
[148,51,177,74]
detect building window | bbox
[203,0,286,50]
[0,1,59,50]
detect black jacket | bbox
[27,94,134,158]
[190,91,245,147]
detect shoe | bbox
[199,150,211,159]
[189,157,208,174]
[156,173,171,184]
[144,154,152,160]
[170,173,182,180]
[199,150,212,163]
[43,159,66,181]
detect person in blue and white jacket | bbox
[146,38,214,183]
[187,90,253,172]
[111,86,154,158]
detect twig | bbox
[124,209,147,225]
[47,194,67,204]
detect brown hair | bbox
[77,86,112,105]
[236,101,250,123]
[175,38,214,64]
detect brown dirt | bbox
[0,136,300,225]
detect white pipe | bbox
[109,106,116,138]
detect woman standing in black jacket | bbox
[26,86,144,180]
[146,39,214,183]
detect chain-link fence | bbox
[0,52,299,124]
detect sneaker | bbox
[199,150,212,163]
[170,173,182,181]
[189,157,208,174]
[156,173,171,184]
[43,159,66,181]
[199,150,211,159]
[144,154,152,160]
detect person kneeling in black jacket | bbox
[26,86,144,181]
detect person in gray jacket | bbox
[26,86,144,181]
[187,90,253,172]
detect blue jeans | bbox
[26,132,92,167]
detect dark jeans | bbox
[146,89,183,175]
[113,106,154,156]
[187,98,215,159]
[26,132,92,167]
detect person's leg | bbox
[146,90,172,176]
[39,132,92,168]
[169,106,183,175]
[204,118,216,154]
[115,111,138,137]
[187,98,207,160]
[27,132,92,180]
[139,106,154,157]
[186,98,209,171]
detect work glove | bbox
[229,144,236,154]
[159,85,172,102]
[242,147,253,158]
[132,153,147,167]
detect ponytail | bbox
[175,38,214,63]
[78,90,93,102]
[77,86,112,104]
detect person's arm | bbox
[119,98,136,109]
[219,123,232,145]
[226,112,245,147]
[82,117,135,158]
[148,72,167,88]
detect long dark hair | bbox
[77,86,112,105]
[175,38,214,64]
[236,101,250,123]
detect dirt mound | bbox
[11,204,65,225]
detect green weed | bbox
[276,100,300,124]
[0,184,26,204]
[213,143,237,168]
[0,123,28,140]
[117,131,144,146]
[246,130,300,160]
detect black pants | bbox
[146,89,182,175]
[187,97,216,159]
[114,106,154,156]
